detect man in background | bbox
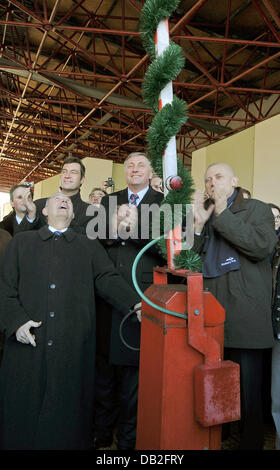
[88,187,107,206]
[0,183,34,236]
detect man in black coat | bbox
[16,156,92,234]
[192,162,277,450]
[0,228,12,364]
[0,192,140,450]
[92,152,164,450]
[0,183,34,236]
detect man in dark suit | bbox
[0,192,140,450]
[93,152,164,450]
[15,156,92,234]
[0,184,34,236]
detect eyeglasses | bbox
[274,215,280,221]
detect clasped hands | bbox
[112,204,138,237]
[194,188,227,234]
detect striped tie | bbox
[130,193,139,206]
[53,231,62,238]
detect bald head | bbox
[42,192,74,229]
[205,162,238,200]
[206,162,235,177]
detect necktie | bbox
[53,231,63,238]
[130,193,139,206]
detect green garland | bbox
[140,0,201,272]
[142,42,185,111]
[140,0,181,60]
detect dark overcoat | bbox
[193,188,277,349]
[0,211,15,236]
[96,186,164,365]
[16,191,92,234]
[271,233,280,339]
[0,226,139,450]
[0,229,11,258]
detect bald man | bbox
[193,162,277,450]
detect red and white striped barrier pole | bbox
[155,19,182,268]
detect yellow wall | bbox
[191,114,280,206]
[81,157,113,202]
[253,114,280,205]
[112,163,127,192]
[39,174,61,199]
[191,127,255,194]
[191,147,207,192]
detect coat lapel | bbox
[138,187,163,206]
[117,188,129,205]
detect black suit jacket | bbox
[96,186,164,366]
[0,211,17,236]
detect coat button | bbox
[121,241,126,246]
[277,317,280,322]
[50,283,56,289]
[277,307,280,312]
[47,340,53,346]
[277,334,280,340]
[49,312,55,318]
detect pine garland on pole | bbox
[140,0,201,272]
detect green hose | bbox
[132,236,187,320]
[119,236,187,351]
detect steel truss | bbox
[0,0,279,190]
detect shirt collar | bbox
[38,225,76,242]
[227,188,238,208]
[48,225,68,233]
[127,186,149,205]
[15,214,24,224]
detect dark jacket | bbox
[16,191,92,234]
[0,227,139,450]
[0,229,11,258]
[272,233,280,339]
[0,211,18,236]
[96,186,164,365]
[193,188,277,349]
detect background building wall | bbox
[191,114,280,206]
[253,114,280,205]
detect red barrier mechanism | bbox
[136,267,240,450]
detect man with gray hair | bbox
[93,151,164,450]
[192,162,277,449]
